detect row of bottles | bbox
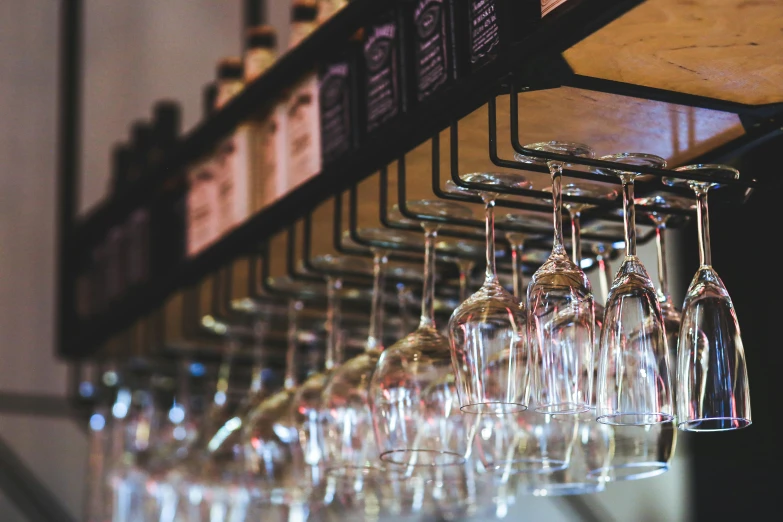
[76,0,569,322]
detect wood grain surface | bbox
[565,0,783,105]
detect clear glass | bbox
[516,141,596,415]
[436,238,484,303]
[663,164,751,431]
[242,298,305,498]
[371,199,474,466]
[447,172,531,413]
[520,414,611,496]
[321,228,420,478]
[589,235,677,482]
[596,153,673,426]
[634,192,696,383]
[286,255,374,514]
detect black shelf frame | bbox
[58,0,783,359]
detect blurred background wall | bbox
[0,1,691,520]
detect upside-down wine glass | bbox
[584,238,676,483]
[289,255,372,497]
[662,164,751,431]
[523,208,611,497]
[321,228,419,478]
[596,153,673,426]
[370,199,476,519]
[371,200,474,462]
[634,192,696,381]
[447,172,531,414]
[515,141,596,415]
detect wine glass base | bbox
[588,462,669,482]
[460,402,528,415]
[678,417,751,432]
[596,412,673,426]
[324,465,382,482]
[483,458,569,476]
[534,403,590,415]
[380,449,466,467]
[524,483,605,497]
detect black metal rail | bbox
[60,0,780,359]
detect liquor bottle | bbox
[239,25,280,217]
[400,0,458,104]
[214,57,245,109]
[212,59,246,238]
[285,3,323,193]
[149,100,184,278]
[244,25,277,83]
[362,6,407,133]
[186,84,222,257]
[319,31,362,166]
[453,0,543,75]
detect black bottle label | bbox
[364,21,400,132]
[414,0,450,101]
[320,62,352,163]
[469,0,499,67]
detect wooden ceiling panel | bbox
[564,0,783,105]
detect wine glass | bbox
[586,237,677,483]
[515,141,596,415]
[447,172,531,414]
[370,199,477,517]
[321,228,420,476]
[634,192,696,380]
[595,153,673,426]
[288,255,373,512]
[662,164,751,431]
[371,199,474,464]
[241,297,309,514]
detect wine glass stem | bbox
[597,255,610,303]
[549,163,566,254]
[696,188,711,266]
[250,318,267,394]
[570,209,582,264]
[367,250,387,351]
[396,283,410,339]
[484,196,498,282]
[622,177,637,257]
[509,238,525,299]
[457,260,475,303]
[420,226,437,329]
[654,221,670,299]
[176,356,192,419]
[325,276,342,371]
[215,337,238,405]
[284,299,302,390]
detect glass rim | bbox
[379,448,467,467]
[596,412,674,426]
[677,417,752,432]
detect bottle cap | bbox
[203,82,218,118]
[216,57,243,80]
[292,3,318,22]
[246,24,277,49]
[152,100,181,142]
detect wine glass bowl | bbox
[663,164,751,432]
[595,153,673,426]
